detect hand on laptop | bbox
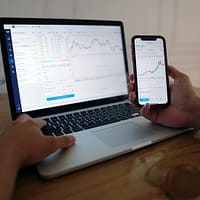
[0,114,76,167]
[128,65,200,128]
[0,114,75,200]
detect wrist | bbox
[187,95,200,128]
[0,138,22,172]
[0,137,21,200]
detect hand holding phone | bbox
[131,35,170,107]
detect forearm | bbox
[187,93,200,128]
[0,144,20,200]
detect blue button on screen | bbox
[139,98,150,102]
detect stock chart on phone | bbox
[134,38,168,105]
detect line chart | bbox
[138,60,164,76]
[70,38,121,53]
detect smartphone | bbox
[131,35,170,107]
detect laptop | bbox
[0,17,191,179]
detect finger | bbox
[128,82,134,92]
[47,135,76,152]
[34,118,47,128]
[59,135,76,149]
[140,103,152,120]
[129,74,134,81]
[129,91,136,102]
[17,114,47,129]
[141,103,160,124]
[16,114,31,122]
[168,65,185,80]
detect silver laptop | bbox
[0,17,191,179]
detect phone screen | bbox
[132,36,169,106]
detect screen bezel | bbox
[0,17,129,119]
[131,35,170,107]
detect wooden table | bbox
[1,93,200,200]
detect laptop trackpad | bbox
[93,122,150,147]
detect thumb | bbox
[168,65,184,80]
[141,103,158,123]
[141,103,152,120]
[54,135,76,149]
[46,135,76,153]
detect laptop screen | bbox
[0,18,129,118]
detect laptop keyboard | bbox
[42,103,140,136]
